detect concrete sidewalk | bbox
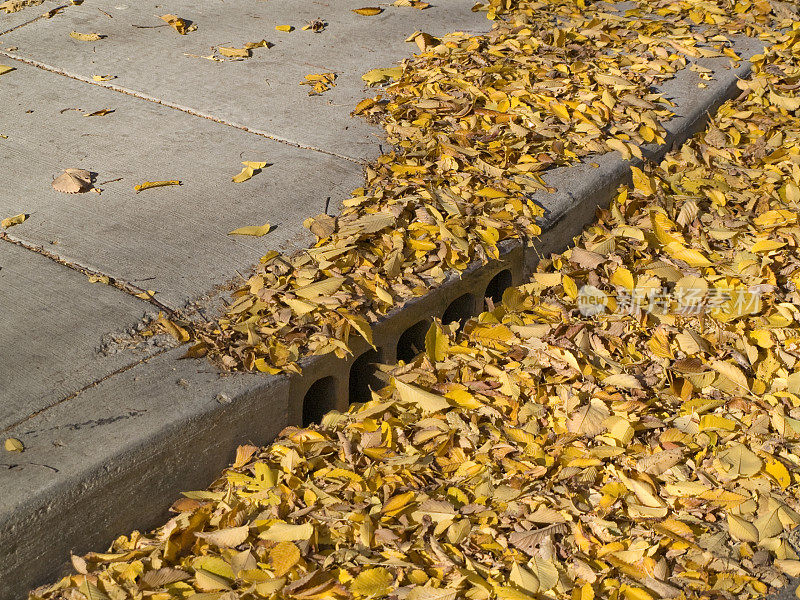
[0,0,487,435]
[0,2,487,595]
[0,1,771,598]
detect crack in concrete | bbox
[1,347,172,434]
[0,232,179,316]
[0,50,368,165]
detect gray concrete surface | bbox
[0,0,488,161]
[0,1,66,35]
[0,346,291,598]
[0,61,363,310]
[0,2,791,599]
[0,241,156,430]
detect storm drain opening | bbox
[302,376,337,426]
[442,293,476,328]
[348,349,383,405]
[396,319,430,363]
[484,269,513,307]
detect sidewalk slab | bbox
[0,240,155,430]
[0,0,489,161]
[0,61,363,310]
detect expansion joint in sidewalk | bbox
[0,51,367,165]
[0,232,178,316]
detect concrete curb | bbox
[0,37,769,600]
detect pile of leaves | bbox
[28,310,800,600]
[176,0,775,372]
[32,4,800,598]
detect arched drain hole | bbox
[442,293,475,328]
[396,319,430,363]
[349,349,382,405]
[302,376,337,427]
[484,269,513,308]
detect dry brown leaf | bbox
[52,168,92,194]
[159,14,193,34]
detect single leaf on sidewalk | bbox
[70,31,104,41]
[83,109,114,117]
[232,161,269,183]
[229,222,272,237]
[218,46,251,58]
[52,168,92,194]
[159,14,194,34]
[134,180,181,193]
[302,19,327,32]
[4,438,23,452]
[1,213,27,228]
[393,0,430,8]
[353,7,383,15]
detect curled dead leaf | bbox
[52,168,92,194]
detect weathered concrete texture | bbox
[0,62,363,310]
[0,347,291,599]
[0,1,66,35]
[0,0,489,161]
[0,240,156,430]
[773,580,800,600]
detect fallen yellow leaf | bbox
[232,161,269,183]
[362,67,403,85]
[159,14,193,34]
[70,31,103,41]
[1,213,27,228]
[4,438,23,452]
[229,222,272,237]
[134,181,181,193]
[353,7,383,15]
[217,46,251,58]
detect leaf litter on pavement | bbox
[175,0,746,372]
[301,73,337,96]
[31,0,800,599]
